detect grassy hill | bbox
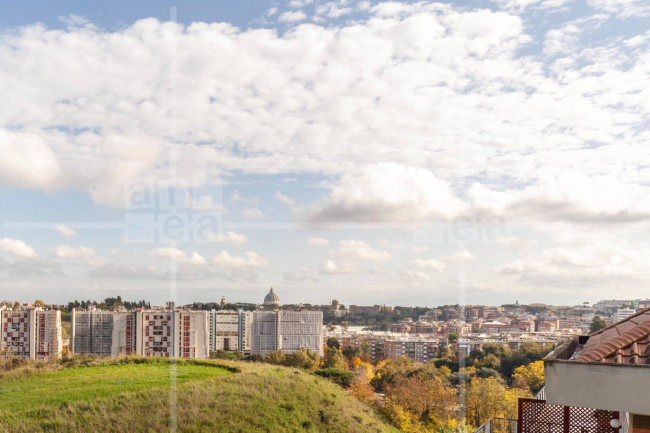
[0,357,398,433]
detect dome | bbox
[263,288,280,306]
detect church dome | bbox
[263,288,280,306]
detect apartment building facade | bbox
[210,309,252,353]
[251,310,324,356]
[0,308,62,361]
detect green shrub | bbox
[314,368,355,387]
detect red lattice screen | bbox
[518,398,619,433]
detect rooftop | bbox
[575,307,650,364]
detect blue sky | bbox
[0,0,649,306]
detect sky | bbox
[0,0,649,307]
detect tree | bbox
[264,350,286,365]
[314,368,355,387]
[512,360,544,394]
[33,299,45,307]
[448,332,460,343]
[325,347,349,371]
[353,361,374,385]
[342,345,359,360]
[481,354,501,370]
[464,377,507,428]
[283,348,320,371]
[384,371,458,431]
[326,337,340,349]
[590,316,607,333]
[360,342,371,362]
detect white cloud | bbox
[493,240,650,288]
[443,251,475,262]
[150,247,207,265]
[470,171,650,223]
[213,251,270,268]
[0,7,647,228]
[333,239,391,261]
[380,239,407,250]
[398,269,431,282]
[497,235,536,251]
[492,0,572,13]
[0,130,62,189]
[187,193,226,213]
[243,208,266,220]
[309,163,466,222]
[307,237,330,246]
[206,231,248,245]
[319,259,357,274]
[275,191,295,206]
[231,191,258,204]
[414,258,447,272]
[55,245,104,266]
[278,10,307,22]
[316,2,354,18]
[289,0,314,7]
[587,0,650,17]
[412,245,431,253]
[0,238,37,258]
[52,224,78,239]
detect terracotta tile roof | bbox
[575,307,650,364]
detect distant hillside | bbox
[0,357,398,433]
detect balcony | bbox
[544,338,650,416]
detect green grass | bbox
[0,360,230,414]
[0,357,399,433]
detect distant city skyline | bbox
[1,0,649,306]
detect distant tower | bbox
[332,299,340,311]
[220,296,227,307]
[263,288,280,307]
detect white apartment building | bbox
[251,310,323,356]
[176,310,210,359]
[614,308,636,323]
[135,310,210,358]
[0,308,62,362]
[73,309,209,359]
[210,309,252,353]
[252,311,279,355]
[595,299,637,314]
[71,309,137,357]
[135,311,174,357]
[278,311,323,356]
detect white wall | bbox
[545,360,650,416]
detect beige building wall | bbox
[111,312,137,357]
[175,311,209,359]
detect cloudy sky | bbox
[0,0,649,307]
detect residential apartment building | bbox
[278,311,323,356]
[135,310,209,358]
[384,340,438,363]
[136,310,174,357]
[614,308,636,323]
[0,308,62,362]
[73,309,208,358]
[251,310,323,356]
[175,310,210,359]
[210,309,252,353]
[111,311,137,356]
[71,308,113,356]
[595,299,637,314]
[481,321,533,334]
[251,311,279,356]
